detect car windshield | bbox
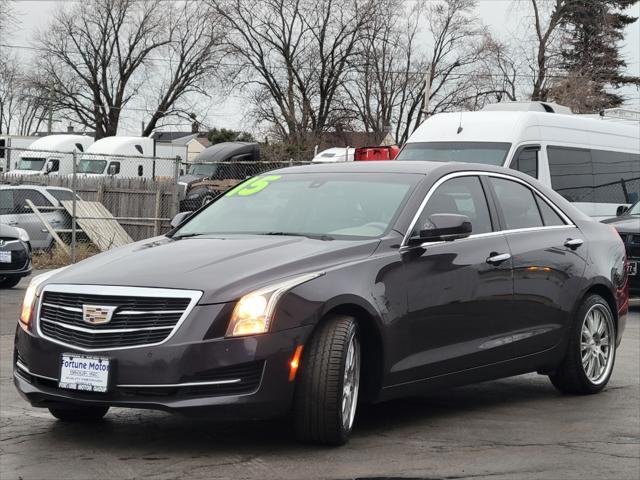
[396,142,511,166]
[188,163,218,176]
[17,157,46,171]
[78,159,107,174]
[629,202,640,215]
[46,189,75,202]
[174,173,420,240]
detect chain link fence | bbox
[1,146,313,267]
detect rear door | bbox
[486,175,587,354]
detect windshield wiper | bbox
[259,232,334,241]
[171,233,207,240]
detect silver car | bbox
[0,185,75,250]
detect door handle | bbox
[7,220,18,225]
[564,238,584,249]
[486,252,511,265]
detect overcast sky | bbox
[5,0,640,135]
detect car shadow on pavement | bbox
[41,374,562,453]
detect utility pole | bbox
[47,83,53,134]
[421,67,432,117]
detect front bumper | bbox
[0,240,32,279]
[14,305,313,419]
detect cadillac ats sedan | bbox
[14,161,629,445]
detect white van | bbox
[397,102,640,219]
[78,137,175,179]
[8,135,94,176]
[312,147,355,163]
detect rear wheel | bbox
[49,405,109,422]
[293,314,360,445]
[549,295,616,394]
[0,277,21,289]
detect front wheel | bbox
[549,295,616,394]
[49,405,109,422]
[293,314,360,445]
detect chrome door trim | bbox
[401,170,576,247]
[36,284,202,352]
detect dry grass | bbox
[32,243,101,269]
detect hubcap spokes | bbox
[580,305,614,384]
[341,336,360,431]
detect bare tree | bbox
[33,0,223,138]
[211,0,377,144]
[525,0,568,101]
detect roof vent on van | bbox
[482,102,573,115]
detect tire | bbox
[293,314,360,445]
[549,294,616,395]
[201,193,215,206]
[49,405,109,422]
[0,277,21,289]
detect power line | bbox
[2,42,638,80]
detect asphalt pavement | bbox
[1,272,638,480]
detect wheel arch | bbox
[314,300,386,402]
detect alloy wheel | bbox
[580,303,615,385]
[341,335,361,431]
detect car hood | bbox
[602,216,640,233]
[178,174,206,186]
[46,235,380,304]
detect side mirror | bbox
[170,211,192,229]
[45,162,54,173]
[108,164,118,175]
[616,205,629,216]
[409,213,472,245]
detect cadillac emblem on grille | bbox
[82,305,118,325]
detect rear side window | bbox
[415,176,493,235]
[535,195,566,226]
[47,189,74,202]
[490,178,543,230]
[0,189,14,214]
[548,146,640,204]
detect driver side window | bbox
[413,176,493,237]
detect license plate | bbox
[59,354,110,392]
[627,261,638,276]
[0,251,11,263]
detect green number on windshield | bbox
[226,175,282,197]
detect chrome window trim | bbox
[401,170,575,247]
[36,284,202,352]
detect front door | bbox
[390,175,515,385]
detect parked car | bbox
[0,186,76,249]
[603,201,640,296]
[14,161,628,445]
[0,224,32,288]
[311,147,354,163]
[396,101,640,220]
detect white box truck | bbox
[77,136,175,179]
[7,135,94,176]
[396,102,640,219]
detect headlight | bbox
[15,227,29,243]
[226,272,324,337]
[19,267,67,332]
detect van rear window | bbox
[397,142,510,166]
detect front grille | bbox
[38,289,196,350]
